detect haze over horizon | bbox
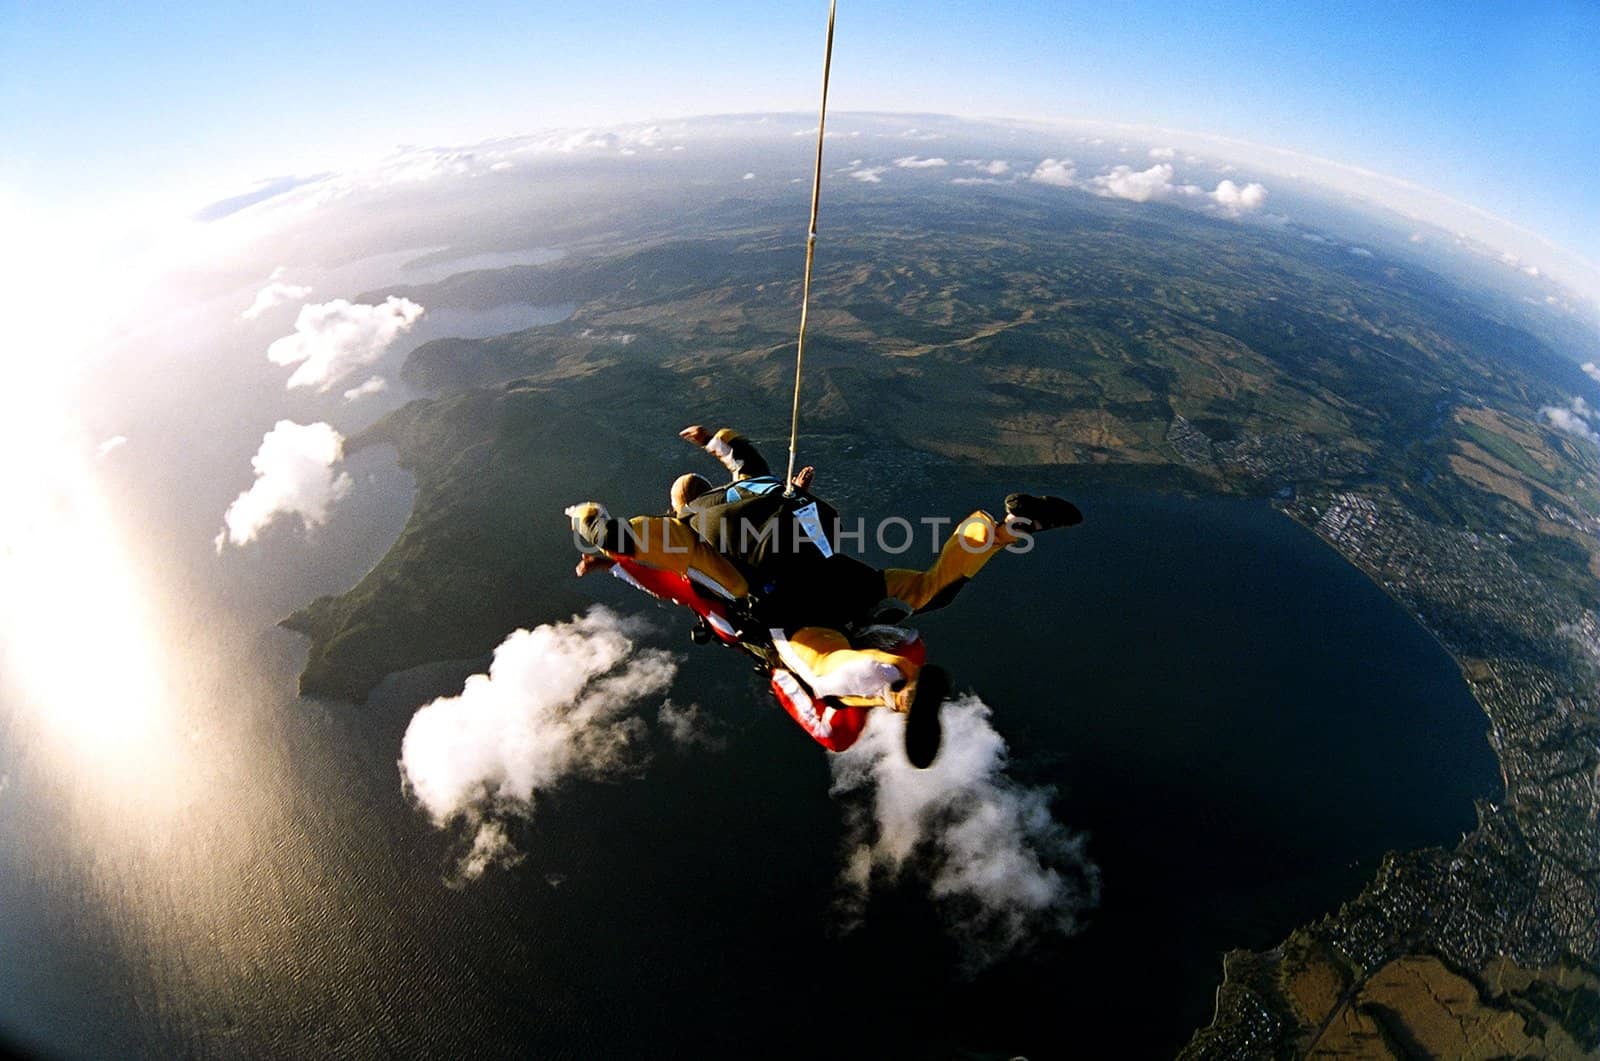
[2,2,1597,321]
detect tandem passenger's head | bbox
[670,473,713,515]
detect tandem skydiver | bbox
[565,425,1082,766]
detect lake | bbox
[0,463,1500,1058]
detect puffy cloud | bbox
[1080,164,1269,217]
[216,420,352,550]
[1089,162,1195,203]
[1543,397,1600,448]
[1582,362,1600,384]
[1544,406,1600,446]
[399,608,677,884]
[266,296,424,390]
[848,166,887,183]
[899,128,945,141]
[741,171,755,180]
[830,695,1099,964]
[894,155,948,169]
[95,435,127,458]
[342,376,388,402]
[961,159,1010,176]
[242,268,312,320]
[1148,146,1177,160]
[1029,158,1077,188]
[1348,246,1374,257]
[1209,178,1268,215]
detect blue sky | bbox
[2,1,1597,273]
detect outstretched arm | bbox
[565,502,749,598]
[680,425,770,481]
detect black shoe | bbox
[1004,493,1083,531]
[904,665,949,769]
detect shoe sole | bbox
[904,665,949,769]
[1004,493,1083,530]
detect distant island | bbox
[284,183,1600,1054]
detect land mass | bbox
[285,186,1600,1054]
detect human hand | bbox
[575,553,615,577]
[679,425,712,446]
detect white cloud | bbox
[899,128,945,141]
[1542,397,1600,448]
[741,171,755,180]
[1081,163,1270,217]
[1348,246,1374,257]
[961,159,1010,176]
[1029,158,1077,188]
[1148,146,1176,160]
[266,296,424,390]
[399,607,677,884]
[1544,405,1600,447]
[657,699,724,751]
[342,376,388,401]
[951,177,1005,186]
[554,128,620,152]
[829,695,1099,964]
[458,821,523,880]
[848,166,887,183]
[1582,362,1600,384]
[894,155,948,169]
[95,435,127,458]
[216,420,352,550]
[489,160,514,173]
[1089,162,1196,203]
[241,268,312,320]
[1209,178,1269,216]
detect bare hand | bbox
[679,425,712,446]
[792,465,815,491]
[575,553,614,577]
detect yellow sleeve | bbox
[619,516,749,600]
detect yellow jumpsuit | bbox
[776,510,1022,708]
[598,514,750,601]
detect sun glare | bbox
[0,199,190,804]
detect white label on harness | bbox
[793,502,833,558]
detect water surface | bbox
[0,469,1499,1058]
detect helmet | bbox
[563,501,611,542]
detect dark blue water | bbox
[0,483,1499,1060]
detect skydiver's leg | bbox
[769,626,918,709]
[880,495,1083,615]
[881,510,1016,615]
